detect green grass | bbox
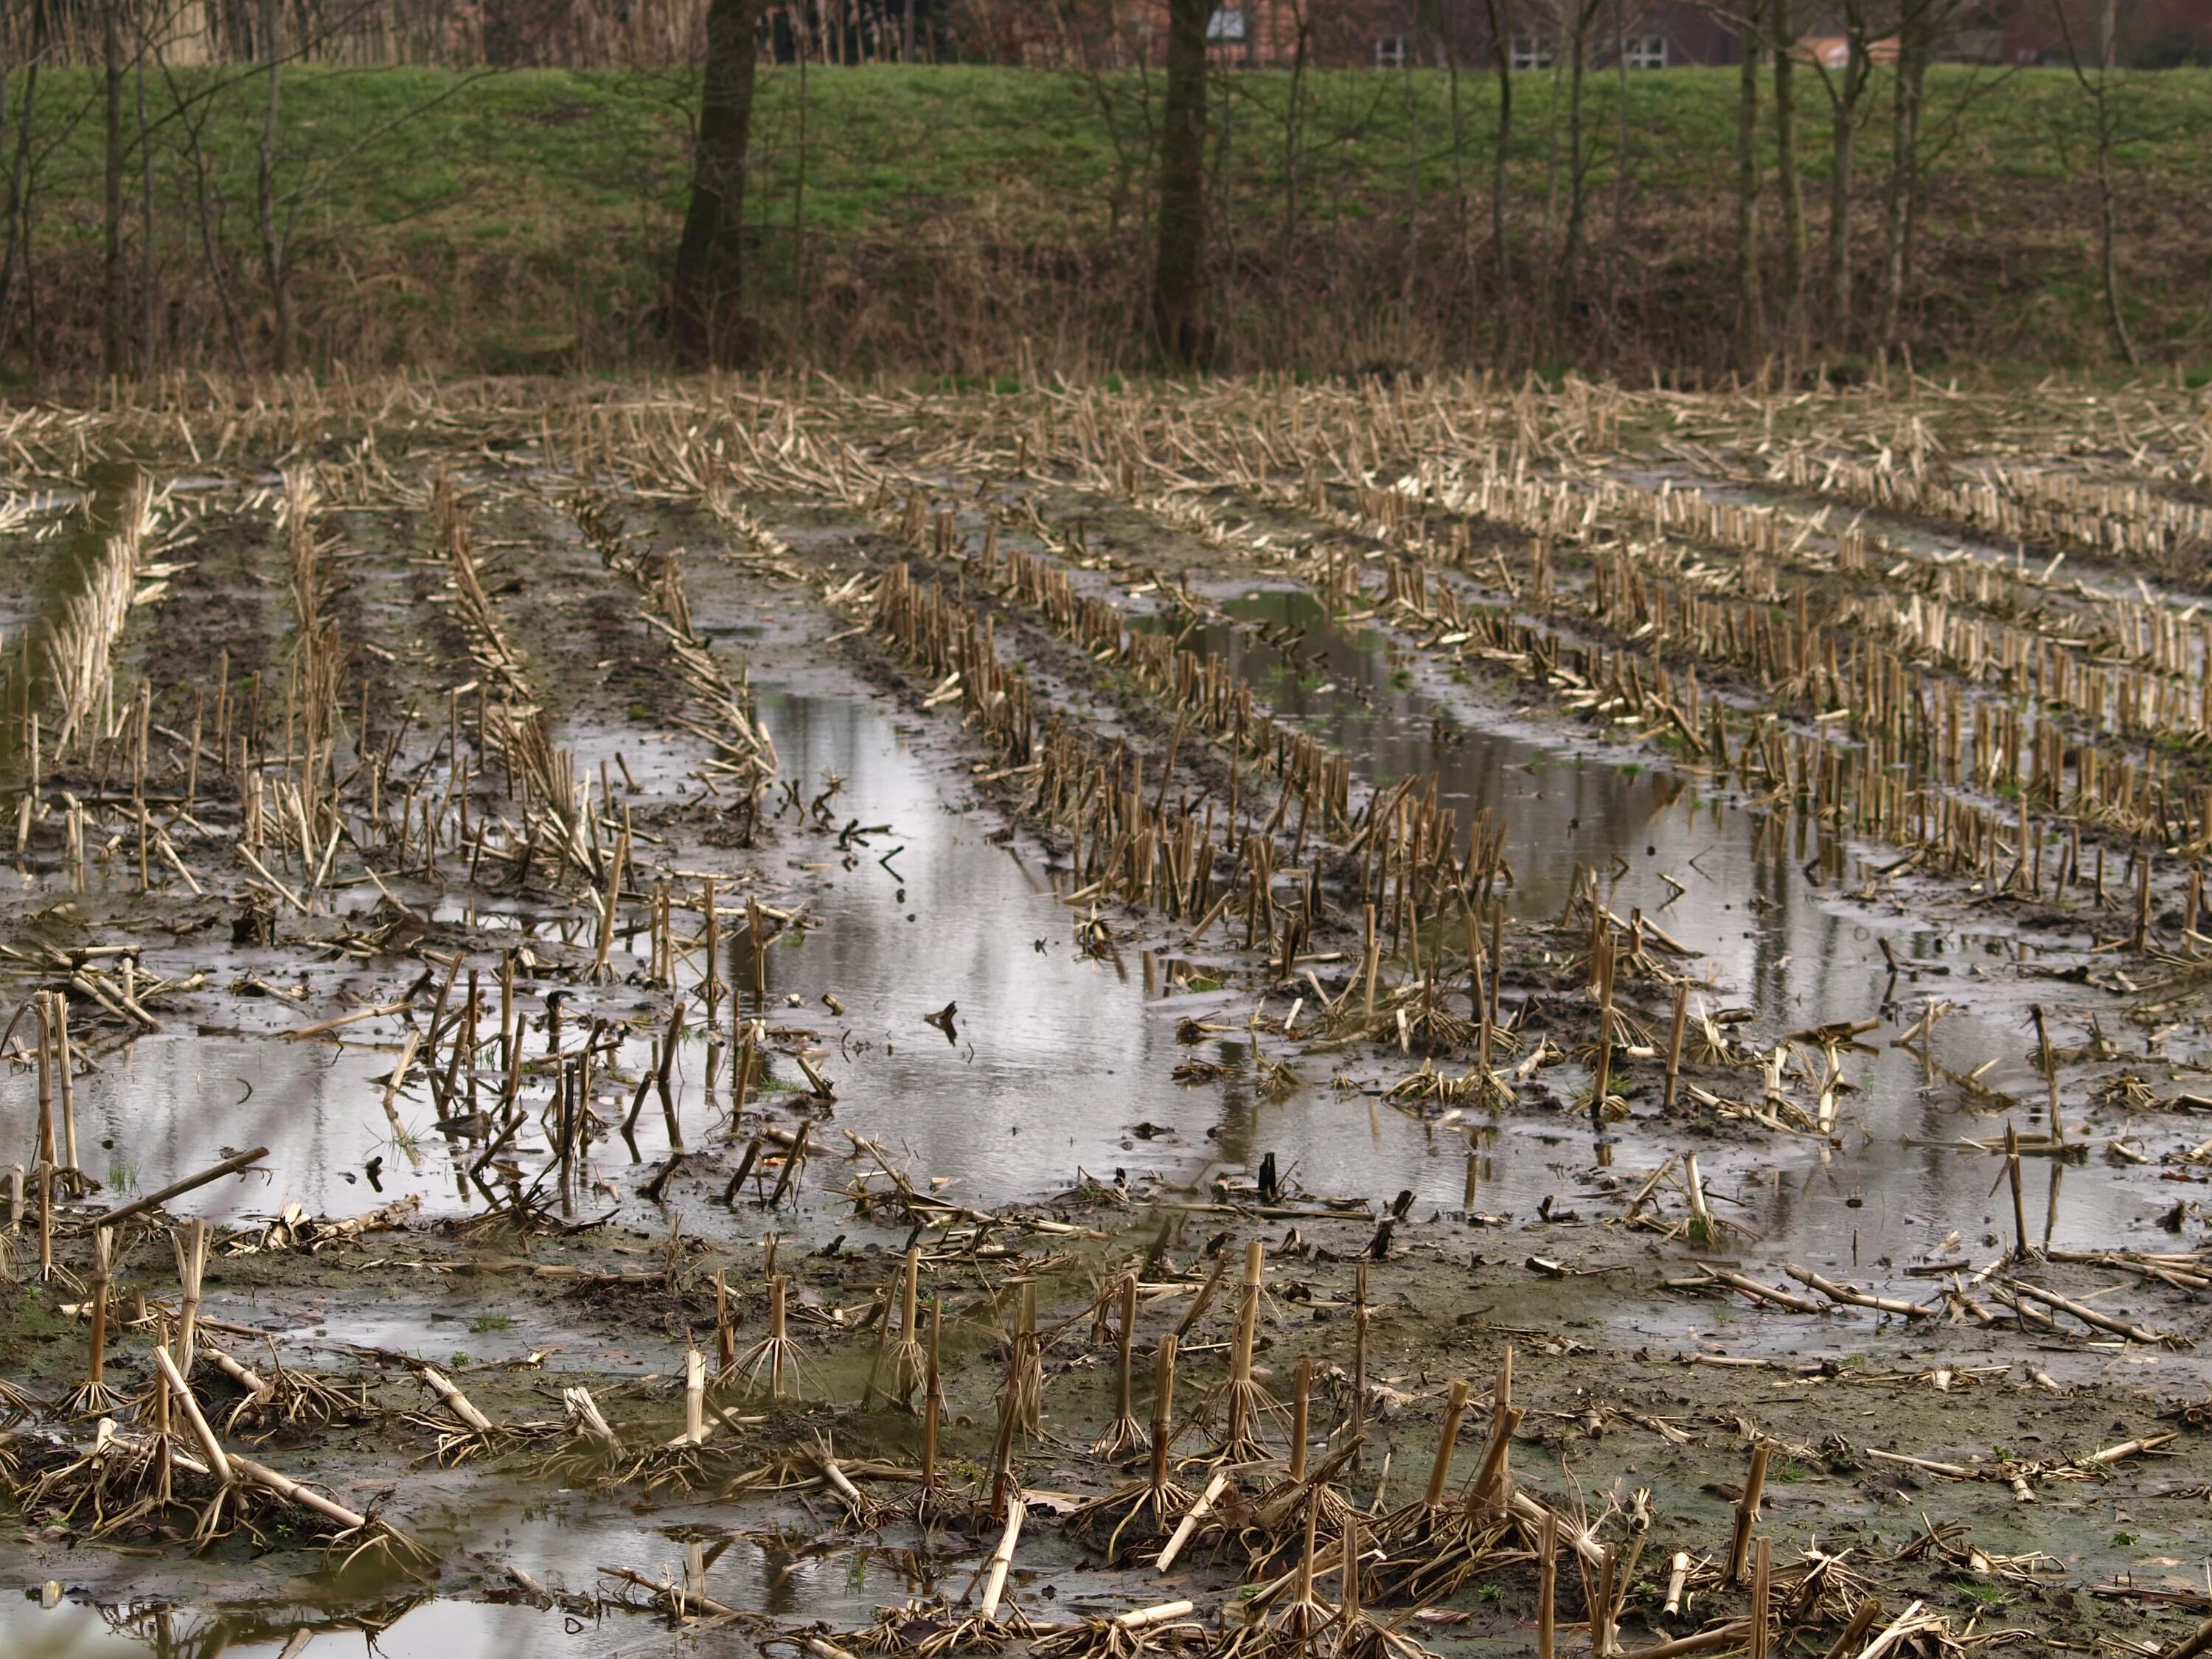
[2,62,2208,377]
[14,60,2172,240]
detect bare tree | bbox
[1052,0,1160,241]
[253,36,491,372]
[2055,0,2137,364]
[672,0,765,365]
[1808,0,1874,354]
[134,7,154,370]
[1552,0,1604,338]
[0,49,17,350]
[102,0,127,375]
[0,38,80,379]
[1481,0,1513,347]
[1876,0,1941,352]
[253,0,293,369]
[1152,0,1209,364]
[1606,0,1632,327]
[1733,0,1764,368]
[1769,0,1804,345]
[1279,0,1311,257]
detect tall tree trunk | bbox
[1823,91,1853,355]
[672,0,762,366]
[1770,0,1804,346]
[254,0,292,374]
[102,0,126,378]
[1820,3,1868,355]
[1279,0,1309,258]
[1483,0,1512,350]
[2070,0,2138,366]
[1555,0,1593,339]
[0,56,11,349]
[3,58,38,378]
[793,22,810,323]
[136,32,155,375]
[1152,0,1209,365]
[1399,33,1419,355]
[1607,0,1629,327]
[1877,4,1925,352]
[1733,0,1764,370]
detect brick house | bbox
[1357,0,1742,70]
[1994,0,2212,63]
[1183,0,1743,69]
[1014,0,2211,69]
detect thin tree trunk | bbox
[672,0,763,366]
[1820,5,1868,355]
[255,0,291,375]
[1484,0,1511,350]
[1733,0,1764,369]
[1877,4,1924,352]
[1770,0,1804,347]
[1823,94,1853,354]
[1555,0,1593,338]
[12,58,38,380]
[1608,0,1628,328]
[181,100,251,374]
[0,55,14,350]
[1399,32,1419,353]
[2092,122,2132,364]
[2066,0,2138,366]
[136,30,155,375]
[102,0,127,378]
[1279,0,1308,257]
[1152,0,1209,364]
[793,24,809,326]
[1537,29,1562,326]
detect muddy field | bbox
[1,375,2210,1659]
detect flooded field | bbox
[1,376,2210,1659]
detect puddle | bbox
[1130,587,2197,1354]
[2,677,1584,1239]
[0,1599,580,1659]
[0,1486,1143,1658]
[5,436,2207,1657]
[9,588,2189,1330]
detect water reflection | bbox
[1141,585,2177,1298]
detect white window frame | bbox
[1374,34,1408,66]
[1624,33,1668,68]
[1509,35,1554,69]
[1206,5,1246,43]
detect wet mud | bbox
[1,378,2208,1659]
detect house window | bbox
[1510,35,1554,69]
[1374,34,1407,66]
[1624,33,1668,67]
[1207,6,1245,43]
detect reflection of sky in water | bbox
[0,605,2181,1293]
[0,1492,911,1657]
[0,1458,1133,1657]
[5,488,2207,1655]
[731,686,1512,1206]
[1146,588,2182,1298]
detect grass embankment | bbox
[2,63,2209,380]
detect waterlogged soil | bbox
[1,387,2209,1658]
